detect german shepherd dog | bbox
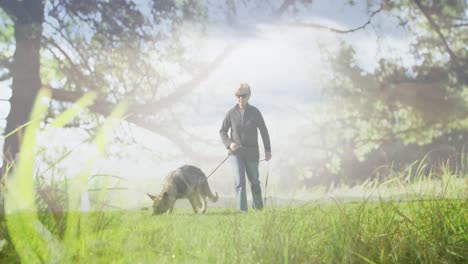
[147,165,218,214]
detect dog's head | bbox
[147,192,170,215]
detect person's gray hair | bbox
[235,83,251,96]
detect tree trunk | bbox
[1,0,44,176]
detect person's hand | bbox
[230,142,239,152]
[265,152,272,161]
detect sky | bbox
[0,0,417,209]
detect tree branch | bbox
[144,0,299,114]
[450,22,468,28]
[44,37,236,119]
[43,84,218,160]
[42,37,93,91]
[290,7,382,33]
[42,0,305,161]
[413,0,460,66]
[45,0,304,111]
[128,42,237,116]
[43,20,92,71]
[43,84,116,117]
[274,0,298,17]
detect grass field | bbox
[1,196,467,263]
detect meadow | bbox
[1,194,467,263]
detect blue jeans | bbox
[230,154,263,211]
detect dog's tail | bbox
[209,191,219,203]
[197,168,219,203]
[203,181,218,202]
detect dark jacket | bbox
[220,104,271,160]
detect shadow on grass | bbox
[203,210,244,216]
[153,210,246,217]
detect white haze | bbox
[0,0,415,210]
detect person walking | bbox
[220,83,271,212]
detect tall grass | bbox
[3,198,462,263]
[0,89,466,263]
[1,89,128,263]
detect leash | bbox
[263,161,270,207]
[206,154,231,179]
[206,154,269,180]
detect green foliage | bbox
[309,1,468,182]
[0,8,13,45]
[0,8,14,75]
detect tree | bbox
[295,0,468,186]
[0,0,44,165]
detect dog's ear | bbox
[147,193,157,200]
